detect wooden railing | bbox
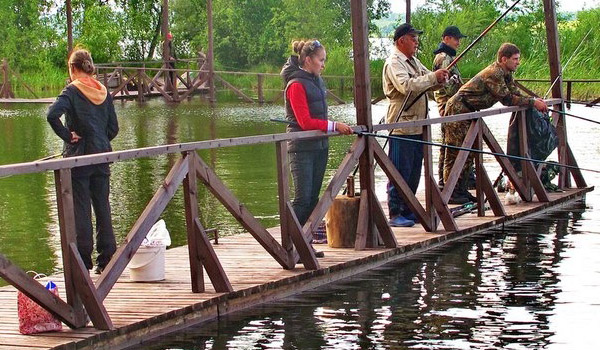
[0,98,586,331]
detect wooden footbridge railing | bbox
[0,98,587,331]
[96,63,347,104]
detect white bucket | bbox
[128,245,166,282]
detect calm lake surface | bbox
[1,97,599,349]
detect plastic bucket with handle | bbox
[128,245,166,282]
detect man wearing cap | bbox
[382,23,449,227]
[442,43,548,203]
[432,26,471,200]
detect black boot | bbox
[449,190,470,204]
[449,176,471,204]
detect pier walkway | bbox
[0,187,591,350]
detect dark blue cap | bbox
[393,23,423,42]
[442,26,466,38]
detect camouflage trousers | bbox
[443,101,475,183]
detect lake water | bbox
[1,97,599,349]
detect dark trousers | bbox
[289,149,328,226]
[72,167,116,270]
[387,134,423,218]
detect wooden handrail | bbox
[0,99,563,178]
[0,97,587,331]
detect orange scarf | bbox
[69,73,107,105]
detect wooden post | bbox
[1,59,15,98]
[543,0,569,188]
[102,67,108,90]
[207,0,216,103]
[566,81,572,108]
[257,73,264,104]
[276,141,294,266]
[137,71,144,103]
[161,0,173,95]
[182,152,204,292]
[474,121,485,216]
[518,111,533,201]
[67,0,73,53]
[422,124,438,230]
[53,169,86,325]
[351,0,377,247]
[406,0,411,23]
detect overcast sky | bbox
[390,0,600,14]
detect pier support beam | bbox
[542,0,568,188]
[351,0,377,247]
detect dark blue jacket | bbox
[47,84,118,176]
[280,55,328,152]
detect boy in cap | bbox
[432,26,468,194]
[382,23,449,227]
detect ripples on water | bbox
[128,203,599,350]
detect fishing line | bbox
[543,27,593,99]
[356,131,600,174]
[552,109,600,125]
[270,118,600,174]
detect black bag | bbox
[507,107,558,171]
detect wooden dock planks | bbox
[0,188,592,350]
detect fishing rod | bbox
[36,153,62,161]
[446,0,522,70]
[357,131,600,174]
[402,0,523,112]
[552,109,600,125]
[543,27,593,99]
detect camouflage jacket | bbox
[432,52,462,116]
[448,62,533,113]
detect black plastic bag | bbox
[506,107,558,171]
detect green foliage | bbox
[76,3,122,62]
[0,0,598,100]
[405,0,600,99]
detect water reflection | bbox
[0,98,357,279]
[125,204,598,350]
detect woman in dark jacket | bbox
[47,48,119,274]
[280,40,352,255]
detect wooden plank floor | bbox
[0,187,592,350]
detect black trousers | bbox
[71,166,116,270]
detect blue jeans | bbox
[387,134,423,218]
[289,149,329,226]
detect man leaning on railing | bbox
[442,43,548,204]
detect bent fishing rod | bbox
[401,0,523,112]
[446,0,522,71]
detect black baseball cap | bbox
[393,23,423,42]
[442,26,466,38]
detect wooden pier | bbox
[0,1,593,349]
[0,187,591,350]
